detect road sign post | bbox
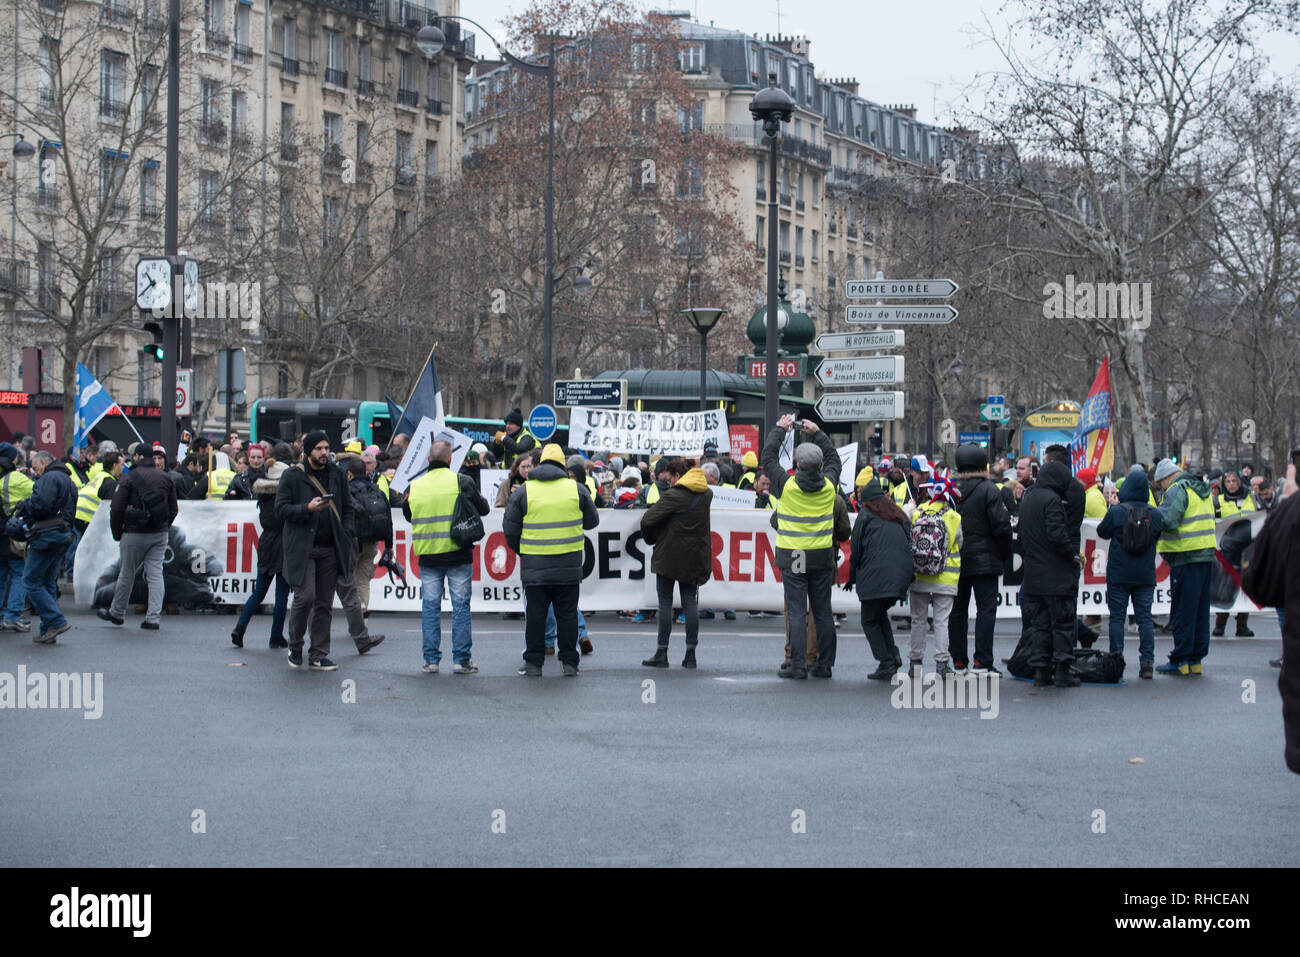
[814,355,905,388]
[844,304,958,324]
[814,330,905,352]
[814,391,905,421]
[553,378,627,409]
[845,278,958,299]
[527,403,558,441]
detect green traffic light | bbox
[141,344,164,362]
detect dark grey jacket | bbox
[274,460,354,589]
[846,498,914,602]
[1018,461,1080,597]
[502,463,600,586]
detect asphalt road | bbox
[2,606,1294,867]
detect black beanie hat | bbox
[505,408,524,427]
[302,430,330,455]
[859,477,885,503]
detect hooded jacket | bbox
[1017,460,1080,596]
[1095,469,1164,586]
[953,445,1012,577]
[1156,471,1216,566]
[26,462,77,528]
[251,461,289,568]
[639,467,713,586]
[502,462,600,586]
[846,479,914,602]
[760,425,842,572]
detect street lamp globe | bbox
[951,357,964,375]
[749,73,795,134]
[12,135,35,160]
[572,274,593,295]
[682,307,725,334]
[416,25,446,58]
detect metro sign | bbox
[746,358,803,379]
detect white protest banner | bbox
[837,442,859,493]
[73,505,1268,618]
[778,429,793,470]
[388,418,471,494]
[570,408,730,457]
[480,468,509,503]
[710,486,758,508]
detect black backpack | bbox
[1117,503,1157,555]
[128,474,170,527]
[351,481,392,542]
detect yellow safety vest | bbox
[2,470,34,515]
[912,500,962,588]
[1217,495,1255,519]
[377,473,391,499]
[407,467,460,557]
[1084,485,1108,519]
[890,481,912,507]
[1117,475,1157,507]
[737,470,756,490]
[1157,480,1216,554]
[519,478,584,556]
[67,464,86,490]
[506,428,535,466]
[75,472,112,525]
[207,468,235,500]
[584,475,598,499]
[774,476,836,551]
[645,482,661,505]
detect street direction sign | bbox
[553,378,626,408]
[814,391,905,421]
[845,304,958,324]
[814,355,905,388]
[959,430,990,445]
[987,394,1005,405]
[980,403,1009,422]
[528,403,558,441]
[845,278,958,299]
[814,330,906,351]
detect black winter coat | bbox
[251,462,288,569]
[109,458,178,538]
[846,507,914,602]
[274,460,354,589]
[26,463,76,526]
[1018,461,1080,596]
[639,470,713,586]
[954,472,1012,577]
[502,463,600,586]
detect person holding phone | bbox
[275,431,354,671]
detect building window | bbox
[99,50,126,119]
[198,169,220,225]
[356,121,370,167]
[631,42,653,72]
[748,42,761,76]
[424,139,437,179]
[811,229,819,261]
[283,18,296,60]
[677,99,703,133]
[98,148,128,207]
[795,226,804,258]
[204,0,227,42]
[200,78,222,135]
[323,111,342,157]
[139,162,158,219]
[675,160,702,198]
[324,29,345,85]
[234,2,249,48]
[231,89,246,140]
[755,215,764,250]
[322,194,339,247]
[358,41,372,90]
[395,130,413,171]
[38,40,57,111]
[678,42,704,72]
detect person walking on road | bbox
[761,414,841,679]
[0,443,34,633]
[405,439,489,674]
[231,443,294,648]
[20,451,77,644]
[638,456,712,669]
[503,443,599,676]
[98,443,177,631]
[275,431,353,671]
[845,477,913,679]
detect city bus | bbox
[249,399,568,450]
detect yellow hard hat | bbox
[741,450,758,468]
[540,443,566,466]
[343,439,363,454]
[855,466,875,487]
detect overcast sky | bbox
[461,0,1300,128]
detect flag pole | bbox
[386,341,438,453]
[116,406,147,446]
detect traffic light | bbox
[141,320,164,362]
[870,425,883,457]
[994,426,1015,452]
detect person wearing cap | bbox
[492,408,536,468]
[615,466,642,508]
[737,450,759,489]
[99,443,177,631]
[638,458,670,507]
[1151,457,1216,675]
[232,442,294,650]
[950,443,1013,675]
[639,456,712,668]
[1077,468,1108,519]
[850,466,875,511]
[405,438,489,675]
[275,430,354,671]
[503,443,600,676]
[1018,458,1083,686]
[762,413,842,679]
[907,470,964,678]
[0,442,34,632]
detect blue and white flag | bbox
[390,350,444,442]
[74,362,119,449]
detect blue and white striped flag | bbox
[74,362,119,449]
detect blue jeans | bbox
[420,562,473,665]
[1169,561,1212,664]
[0,553,26,620]
[1107,582,1155,663]
[24,531,72,633]
[235,564,291,640]
[545,605,587,648]
[63,525,81,578]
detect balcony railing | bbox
[796,199,805,212]
[101,1,133,25]
[795,255,805,268]
[233,43,254,64]
[231,129,253,150]
[199,213,225,235]
[780,134,831,167]
[779,192,792,207]
[100,97,128,121]
[778,250,791,264]
[36,187,60,211]
[324,67,348,87]
[356,78,375,96]
[395,167,416,188]
[279,141,299,162]
[205,30,230,52]
[37,281,59,310]
[399,0,436,27]
[396,88,419,107]
[425,96,447,115]
[280,57,300,77]
[755,244,765,258]
[96,290,132,318]
[847,224,858,239]
[756,186,766,201]
[38,90,58,115]
[323,145,344,171]
[0,260,30,295]
[142,15,166,34]
[200,119,227,143]
[232,221,253,242]
[102,196,131,219]
[701,124,831,167]
[140,201,161,221]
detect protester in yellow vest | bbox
[0,442,35,631]
[403,438,490,674]
[761,414,843,679]
[1212,469,1256,638]
[1153,458,1216,675]
[503,443,599,676]
[907,469,963,677]
[1076,468,1108,518]
[737,450,759,489]
[74,451,123,530]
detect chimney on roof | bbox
[830,77,858,95]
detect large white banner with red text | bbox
[73,502,1268,617]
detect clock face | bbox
[135,258,173,312]
[183,258,200,313]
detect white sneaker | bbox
[453,661,478,674]
[421,662,439,674]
